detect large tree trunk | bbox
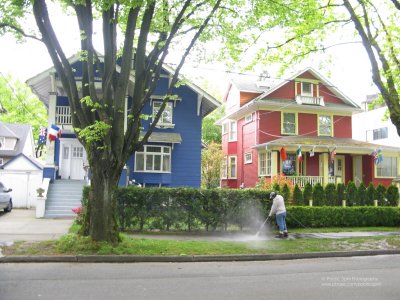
[86,156,122,243]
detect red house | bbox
[219,67,400,188]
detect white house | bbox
[0,123,43,208]
[352,95,400,147]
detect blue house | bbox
[27,54,220,188]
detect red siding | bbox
[258,111,281,144]
[372,178,394,187]
[268,81,295,99]
[345,155,353,184]
[298,71,315,79]
[334,116,352,138]
[299,113,317,136]
[319,85,344,104]
[306,153,320,176]
[362,155,373,184]
[227,141,237,155]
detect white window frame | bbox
[318,114,333,136]
[228,155,237,179]
[135,145,172,173]
[221,156,228,179]
[281,112,297,135]
[229,121,237,142]
[152,101,174,128]
[301,81,313,96]
[376,156,398,178]
[245,114,253,123]
[244,152,252,164]
[373,127,388,140]
[222,122,228,135]
[259,151,271,176]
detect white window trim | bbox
[301,81,313,96]
[221,156,228,179]
[152,101,175,128]
[375,156,398,178]
[134,145,172,173]
[245,114,253,123]
[228,155,237,179]
[228,121,237,142]
[244,152,252,164]
[222,122,228,135]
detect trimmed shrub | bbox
[303,182,313,205]
[357,183,367,206]
[324,183,337,206]
[312,183,325,206]
[292,184,304,206]
[375,184,387,206]
[286,206,400,228]
[366,183,375,206]
[281,183,291,204]
[386,185,399,206]
[346,181,357,206]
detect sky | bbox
[0,5,378,105]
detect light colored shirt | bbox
[269,194,286,216]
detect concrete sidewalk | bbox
[0,209,74,245]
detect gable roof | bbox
[0,123,31,157]
[26,53,220,117]
[1,153,44,170]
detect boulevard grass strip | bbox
[2,233,400,257]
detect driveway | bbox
[0,209,74,245]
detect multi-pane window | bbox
[135,146,171,173]
[228,156,237,179]
[376,157,397,177]
[319,115,332,136]
[245,114,253,123]
[229,121,237,141]
[221,156,227,179]
[222,122,228,135]
[282,153,296,176]
[301,82,313,96]
[244,152,252,164]
[282,112,296,135]
[373,127,388,140]
[259,151,271,176]
[153,101,173,126]
[72,147,84,158]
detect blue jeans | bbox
[276,212,287,233]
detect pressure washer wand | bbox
[255,214,270,237]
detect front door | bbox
[59,139,87,180]
[334,155,345,184]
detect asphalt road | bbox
[1,255,399,300]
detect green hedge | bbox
[286,206,400,228]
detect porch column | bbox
[271,151,278,176]
[321,153,329,186]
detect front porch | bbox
[286,175,336,188]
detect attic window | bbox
[301,82,313,96]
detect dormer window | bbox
[301,82,313,96]
[152,101,174,128]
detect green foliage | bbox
[324,183,337,206]
[292,184,304,206]
[386,185,399,207]
[75,121,112,147]
[356,183,367,206]
[375,184,387,206]
[286,206,400,228]
[201,142,224,188]
[303,182,313,203]
[366,183,375,206]
[336,183,346,203]
[281,183,290,203]
[346,181,357,207]
[312,183,325,206]
[202,106,224,144]
[0,74,47,140]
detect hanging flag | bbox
[48,124,61,141]
[296,146,302,162]
[378,149,383,164]
[372,149,378,164]
[38,127,47,145]
[330,147,336,162]
[309,146,315,157]
[281,146,287,161]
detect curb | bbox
[1,250,400,263]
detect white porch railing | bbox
[295,95,325,106]
[56,106,72,125]
[286,176,336,187]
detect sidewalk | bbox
[0,209,74,245]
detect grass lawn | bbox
[1,225,399,257]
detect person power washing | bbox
[269,192,288,239]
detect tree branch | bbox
[0,23,42,41]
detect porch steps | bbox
[45,180,86,218]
